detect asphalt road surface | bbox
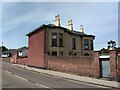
[2,70,45,88]
[2,61,111,89]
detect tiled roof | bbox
[26,24,95,38]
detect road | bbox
[2,70,45,88]
[2,61,111,89]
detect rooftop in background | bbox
[1,46,28,54]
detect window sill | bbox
[51,46,57,47]
[84,49,89,50]
[59,46,64,47]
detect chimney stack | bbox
[55,15,60,26]
[68,20,73,30]
[80,25,84,33]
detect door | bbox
[100,59,110,78]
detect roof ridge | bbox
[27,24,95,38]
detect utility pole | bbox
[2,42,3,46]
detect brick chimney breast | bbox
[68,20,73,30]
[54,15,60,26]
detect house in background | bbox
[17,47,28,57]
[26,15,95,68]
[0,49,16,58]
[11,47,28,63]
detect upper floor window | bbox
[59,33,63,47]
[90,40,93,50]
[84,39,89,50]
[72,38,76,50]
[52,33,57,47]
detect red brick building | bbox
[26,15,95,68]
[27,27,46,67]
[13,15,119,81]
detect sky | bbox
[1,0,119,50]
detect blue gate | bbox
[100,57,110,78]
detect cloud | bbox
[1,0,119,2]
[2,3,55,34]
[1,2,118,49]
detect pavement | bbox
[11,63,120,89]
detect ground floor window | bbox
[52,52,57,56]
[59,52,63,56]
[84,52,89,56]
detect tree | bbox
[0,46,8,53]
[100,48,109,55]
[107,40,116,50]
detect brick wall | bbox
[93,51,100,78]
[28,29,46,67]
[109,50,117,80]
[17,57,28,65]
[117,55,120,80]
[12,47,119,80]
[108,50,120,81]
[46,52,100,78]
[2,57,11,63]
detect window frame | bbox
[84,39,89,50]
[51,32,57,47]
[72,38,76,50]
[59,33,63,47]
[51,52,57,56]
[59,52,63,56]
[90,40,93,50]
[84,52,89,56]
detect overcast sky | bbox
[1,1,118,50]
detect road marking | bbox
[13,74,55,89]
[14,74,28,82]
[35,83,50,88]
[35,83,55,90]
[5,70,12,75]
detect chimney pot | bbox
[68,19,73,30]
[55,15,60,26]
[80,25,84,33]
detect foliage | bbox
[0,46,8,53]
[100,48,109,55]
[107,40,116,50]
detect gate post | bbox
[94,51,100,78]
[109,50,117,81]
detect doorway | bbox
[100,58,110,78]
